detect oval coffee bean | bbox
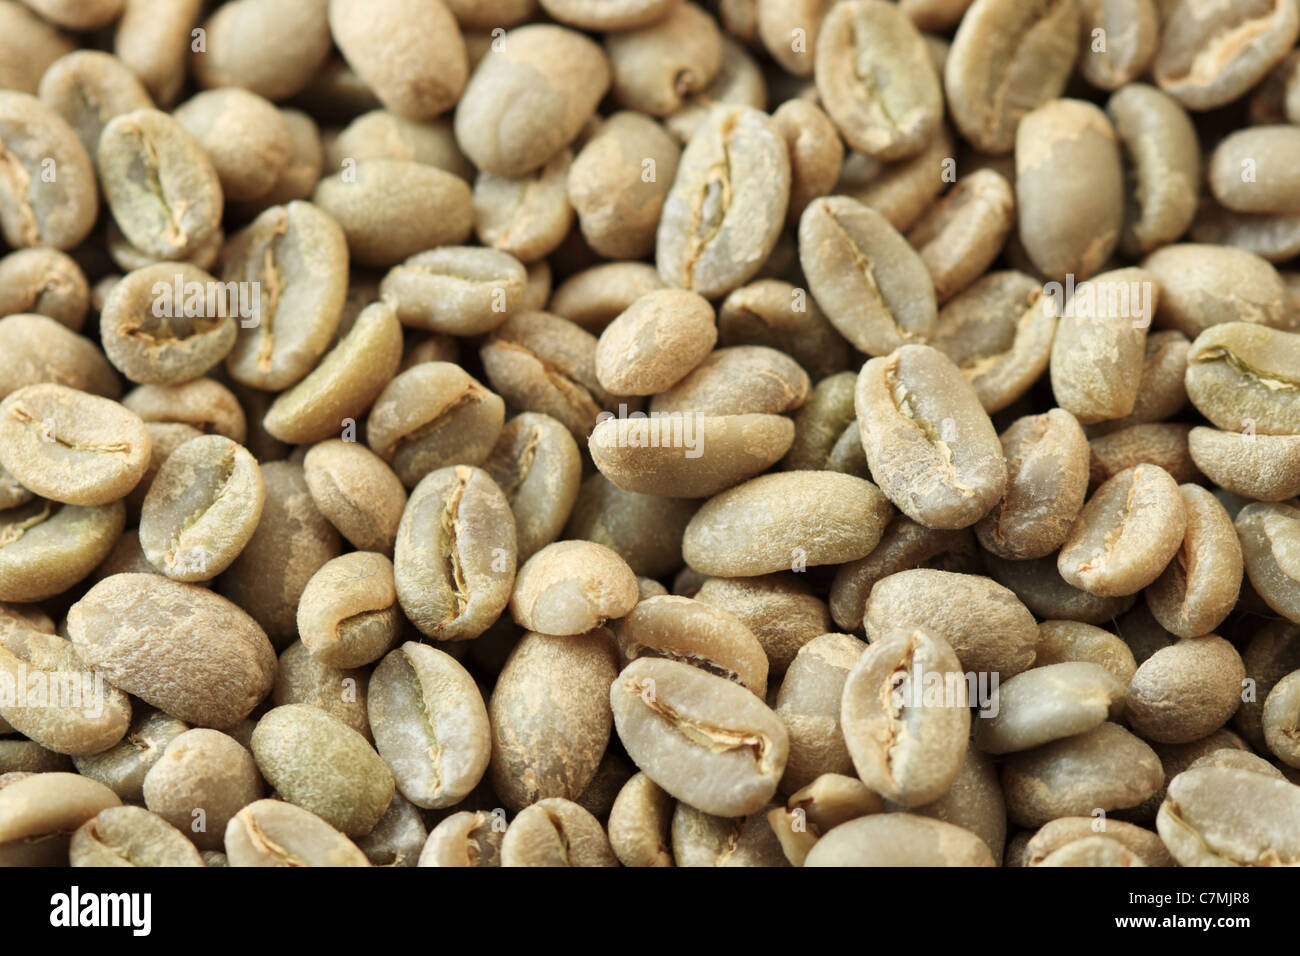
[224,799,370,867]
[302,440,407,553]
[1156,766,1300,866]
[510,540,639,636]
[656,105,789,299]
[814,0,942,161]
[481,413,581,563]
[593,290,716,397]
[775,633,866,793]
[0,384,151,507]
[1185,323,1300,436]
[393,466,516,641]
[368,642,491,809]
[1189,427,1300,502]
[380,246,526,336]
[1057,464,1186,597]
[1125,636,1245,745]
[1237,502,1300,624]
[1016,99,1124,281]
[682,471,892,576]
[1263,672,1300,768]
[69,805,204,867]
[419,810,504,868]
[945,0,1079,154]
[141,728,262,852]
[974,663,1123,755]
[250,704,394,837]
[67,573,276,729]
[99,262,238,385]
[0,500,125,603]
[612,657,788,817]
[1001,722,1162,827]
[139,435,264,582]
[1145,485,1242,638]
[501,798,618,867]
[488,629,618,811]
[864,570,1038,678]
[805,813,995,867]
[97,108,223,261]
[296,552,401,669]
[0,91,98,250]
[856,344,1007,530]
[840,628,971,807]
[799,196,936,356]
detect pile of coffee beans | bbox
[2,0,1300,868]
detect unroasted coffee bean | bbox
[945,0,1079,154]
[1024,816,1174,867]
[173,88,290,202]
[297,553,401,668]
[122,378,247,444]
[473,150,574,264]
[97,108,222,260]
[355,793,426,867]
[617,594,768,696]
[907,169,1015,303]
[1035,835,1147,867]
[1076,0,1158,90]
[1049,268,1157,424]
[0,384,150,507]
[69,805,203,867]
[312,160,473,268]
[72,708,187,803]
[1189,428,1300,502]
[1143,245,1287,339]
[1016,99,1124,281]
[454,24,610,178]
[1262,672,1300,768]
[0,499,125,603]
[563,473,695,578]
[1156,765,1300,866]
[272,641,371,742]
[696,574,833,675]
[221,201,351,392]
[1237,502,1300,624]
[489,629,617,811]
[800,196,936,356]
[480,311,615,441]
[775,633,865,793]
[219,461,341,646]
[976,410,1090,560]
[568,111,680,260]
[191,0,332,101]
[805,813,995,866]
[501,797,617,867]
[986,553,1136,625]
[865,570,1038,678]
[550,262,668,331]
[224,799,370,867]
[1057,464,1186,597]
[841,628,970,807]
[380,247,525,336]
[656,106,789,299]
[1185,322,1300,435]
[419,810,505,867]
[650,346,808,417]
[772,101,844,229]
[1208,126,1300,215]
[611,657,788,816]
[1153,0,1299,111]
[368,641,491,809]
[481,413,581,564]
[1034,620,1137,686]
[1001,722,1162,827]
[895,745,1006,860]
[1145,485,1242,638]
[672,802,789,867]
[0,626,131,756]
[0,2,73,95]
[141,728,262,852]
[0,91,98,251]
[329,0,466,122]
[0,772,120,866]
[814,1,942,160]
[975,662,1123,755]
[68,573,275,728]
[856,344,1006,530]
[511,540,638,637]
[1088,423,1200,488]
[395,466,516,641]
[138,435,264,582]
[594,290,716,397]
[251,704,393,837]
[606,3,721,117]
[0,249,90,332]
[367,362,504,489]
[261,300,403,445]
[1107,83,1201,257]
[682,471,891,576]
[589,413,794,500]
[0,314,115,400]
[607,771,673,867]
